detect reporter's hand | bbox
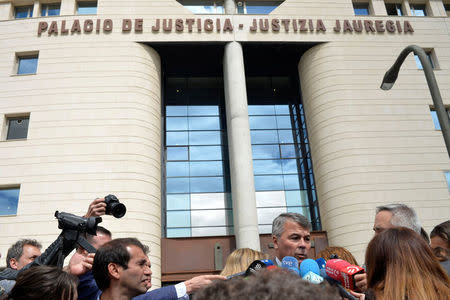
[354,273,367,292]
[84,197,106,218]
[349,290,365,300]
[184,275,226,294]
[67,249,95,276]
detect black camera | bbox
[54,211,102,236]
[104,194,126,218]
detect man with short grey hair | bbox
[272,212,311,265]
[373,203,421,235]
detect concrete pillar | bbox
[223,41,260,251]
[60,0,76,16]
[224,0,236,14]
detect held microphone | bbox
[226,259,268,279]
[320,269,358,300]
[281,256,300,275]
[315,257,327,269]
[325,259,365,291]
[299,259,323,284]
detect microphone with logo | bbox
[281,256,300,275]
[325,259,365,291]
[226,259,270,279]
[299,259,323,284]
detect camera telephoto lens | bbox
[104,194,126,218]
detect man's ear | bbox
[272,235,279,250]
[108,263,122,280]
[9,258,19,270]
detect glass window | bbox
[284,174,300,190]
[166,131,188,146]
[253,159,283,175]
[189,117,221,130]
[248,105,276,115]
[445,4,450,16]
[385,3,403,15]
[410,4,427,16]
[190,177,225,193]
[280,144,297,158]
[7,117,29,140]
[287,206,310,219]
[249,116,278,130]
[239,1,283,14]
[252,145,280,159]
[282,159,298,174]
[278,130,294,143]
[167,211,191,227]
[445,172,450,190]
[179,1,224,14]
[167,194,190,210]
[17,56,38,75]
[254,175,284,191]
[285,190,309,206]
[0,187,20,216]
[166,117,188,131]
[430,109,450,130]
[191,193,228,209]
[41,3,61,16]
[77,1,97,14]
[191,226,229,237]
[276,116,292,129]
[353,2,370,15]
[189,131,222,145]
[251,130,279,144]
[257,207,286,224]
[167,177,190,193]
[190,146,222,160]
[167,162,189,177]
[167,228,191,237]
[167,147,189,161]
[167,106,188,116]
[415,51,434,69]
[191,209,228,226]
[15,6,33,18]
[255,191,285,207]
[190,161,223,176]
[188,105,219,116]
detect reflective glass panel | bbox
[0,188,20,215]
[258,224,272,234]
[249,116,277,129]
[17,57,38,75]
[353,3,370,15]
[166,117,188,131]
[166,131,188,146]
[167,194,190,210]
[167,177,189,193]
[446,172,450,190]
[190,177,225,193]
[192,227,228,237]
[7,118,29,140]
[191,193,228,209]
[166,162,189,177]
[278,130,294,143]
[189,117,220,130]
[190,161,223,176]
[280,144,297,158]
[167,211,191,227]
[285,190,309,207]
[410,4,426,16]
[15,6,33,18]
[251,130,279,144]
[276,116,292,129]
[257,207,286,224]
[275,105,290,115]
[167,228,191,237]
[190,146,222,160]
[189,131,221,145]
[431,111,441,130]
[188,106,219,116]
[255,191,286,207]
[42,3,60,16]
[253,160,283,175]
[287,206,310,220]
[252,145,280,159]
[191,209,227,226]
[167,106,188,116]
[77,2,97,14]
[246,2,281,14]
[254,175,284,191]
[284,174,300,190]
[248,105,275,115]
[167,147,188,161]
[282,159,298,174]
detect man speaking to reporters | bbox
[272,213,312,265]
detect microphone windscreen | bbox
[281,256,300,275]
[299,258,320,277]
[260,259,274,266]
[245,260,268,276]
[315,257,327,269]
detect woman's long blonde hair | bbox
[220,248,269,277]
[366,227,449,300]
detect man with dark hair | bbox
[92,238,152,300]
[430,220,450,275]
[0,239,42,294]
[272,212,311,265]
[193,269,339,300]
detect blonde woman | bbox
[220,248,269,277]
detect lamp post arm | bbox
[410,45,450,158]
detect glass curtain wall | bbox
[247,76,320,233]
[164,77,232,237]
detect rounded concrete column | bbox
[223,41,260,251]
[224,0,236,14]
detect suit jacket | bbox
[78,271,179,300]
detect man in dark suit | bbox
[271,212,311,266]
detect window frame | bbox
[14,5,34,19]
[76,0,98,15]
[41,2,61,16]
[410,3,428,16]
[353,1,371,15]
[0,186,20,216]
[414,49,438,70]
[3,114,31,141]
[15,51,39,76]
[385,2,403,16]
[429,107,450,130]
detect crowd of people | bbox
[0,198,448,300]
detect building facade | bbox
[0,0,449,287]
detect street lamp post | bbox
[380,45,450,158]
